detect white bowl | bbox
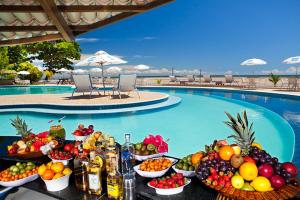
[148,178,191,195]
[42,173,71,192]
[133,152,167,161]
[73,135,89,142]
[48,155,73,165]
[172,166,196,177]
[134,157,177,178]
[0,173,38,187]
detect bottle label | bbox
[88,174,100,190]
[107,184,119,198]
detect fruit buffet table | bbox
[0,136,299,200]
[0,136,217,200]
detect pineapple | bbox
[10,116,33,138]
[224,111,255,156]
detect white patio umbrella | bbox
[241,58,267,75]
[283,56,300,90]
[75,50,127,91]
[18,71,30,75]
[57,68,71,73]
[89,68,102,78]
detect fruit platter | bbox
[134,157,177,178]
[172,153,203,177]
[7,117,65,158]
[72,124,95,141]
[133,134,169,161]
[0,162,38,187]
[38,161,72,192]
[147,173,191,195]
[195,111,299,200]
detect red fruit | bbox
[210,168,217,175]
[149,180,157,187]
[207,176,213,182]
[177,179,184,186]
[224,176,230,182]
[225,181,231,188]
[212,174,218,180]
[78,124,84,130]
[86,129,93,135]
[167,179,174,186]
[156,183,163,188]
[25,147,30,152]
[73,130,83,136]
[258,163,274,178]
[212,180,218,186]
[12,144,19,149]
[143,137,151,145]
[176,173,184,179]
[73,148,79,156]
[163,186,169,189]
[270,175,286,189]
[281,162,298,178]
[243,156,256,164]
[171,183,176,188]
[218,178,226,187]
[37,131,49,138]
[217,140,229,146]
[64,143,74,152]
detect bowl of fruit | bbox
[133,134,169,161]
[196,111,300,200]
[38,161,72,192]
[172,153,203,177]
[148,173,191,195]
[73,124,94,141]
[48,149,73,165]
[134,157,177,178]
[0,162,38,187]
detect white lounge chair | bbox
[169,76,177,82]
[202,75,214,85]
[71,74,101,98]
[187,75,195,82]
[224,75,233,85]
[112,74,139,99]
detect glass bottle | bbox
[74,145,89,192]
[107,157,123,200]
[105,137,118,174]
[121,133,135,175]
[95,141,107,194]
[87,151,103,195]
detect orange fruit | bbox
[62,168,72,175]
[218,145,235,161]
[192,152,204,166]
[53,173,64,179]
[38,164,47,176]
[51,162,64,173]
[239,162,258,181]
[42,169,55,180]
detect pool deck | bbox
[0,91,167,106]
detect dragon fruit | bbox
[32,140,44,151]
[142,134,168,153]
[158,141,168,153]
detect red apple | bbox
[73,130,83,136]
[258,163,274,178]
[282,162,298,178]
[270,175,285,189]
[243,156,256,164]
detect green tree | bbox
[0,47,9,70]
[7,45,29,66]
[268,73,281,87]
[44,70,53,80]
[27,40,81,72]
[17,62,42,83]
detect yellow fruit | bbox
[46,161,53,170]
[7,145,12,151]
[51,162,64,173]
[239,162,258,181]
[53,173,64,179]
[231,174,244,189]
[30,146,35,152]
[38,164,47,176]
[231,145,241,155]
[252,142,262,150]
[250,176,273,192]
[62,168,72,175]
[192,152,204,166]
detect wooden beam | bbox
[0,5,153,13]
[74,0,174,35]
[38,0,74,41]
[0,26,57,32]
[0,34,62,46]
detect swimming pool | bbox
[0,86,296,167]
[0,86,73,95]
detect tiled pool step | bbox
[0,96,181,114]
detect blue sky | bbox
[76,0,300,75]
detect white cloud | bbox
[75,38,100,42]
[225,70,233,75]
[132,54,154,59]
[286,66,298,74]
[143,36,158,40]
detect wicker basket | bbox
[203,181,300,200]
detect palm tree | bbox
[268,73,281,87]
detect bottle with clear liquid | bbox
[74,145,89,192]
[121,133,135,175]
[107,157,123,200]
[87,151,103,195]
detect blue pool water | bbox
[0,86,296,167]
[0,86,73,95]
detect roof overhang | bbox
[0,0,174,46]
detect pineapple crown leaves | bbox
[10,116,33,137]
[224,111,255,153]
